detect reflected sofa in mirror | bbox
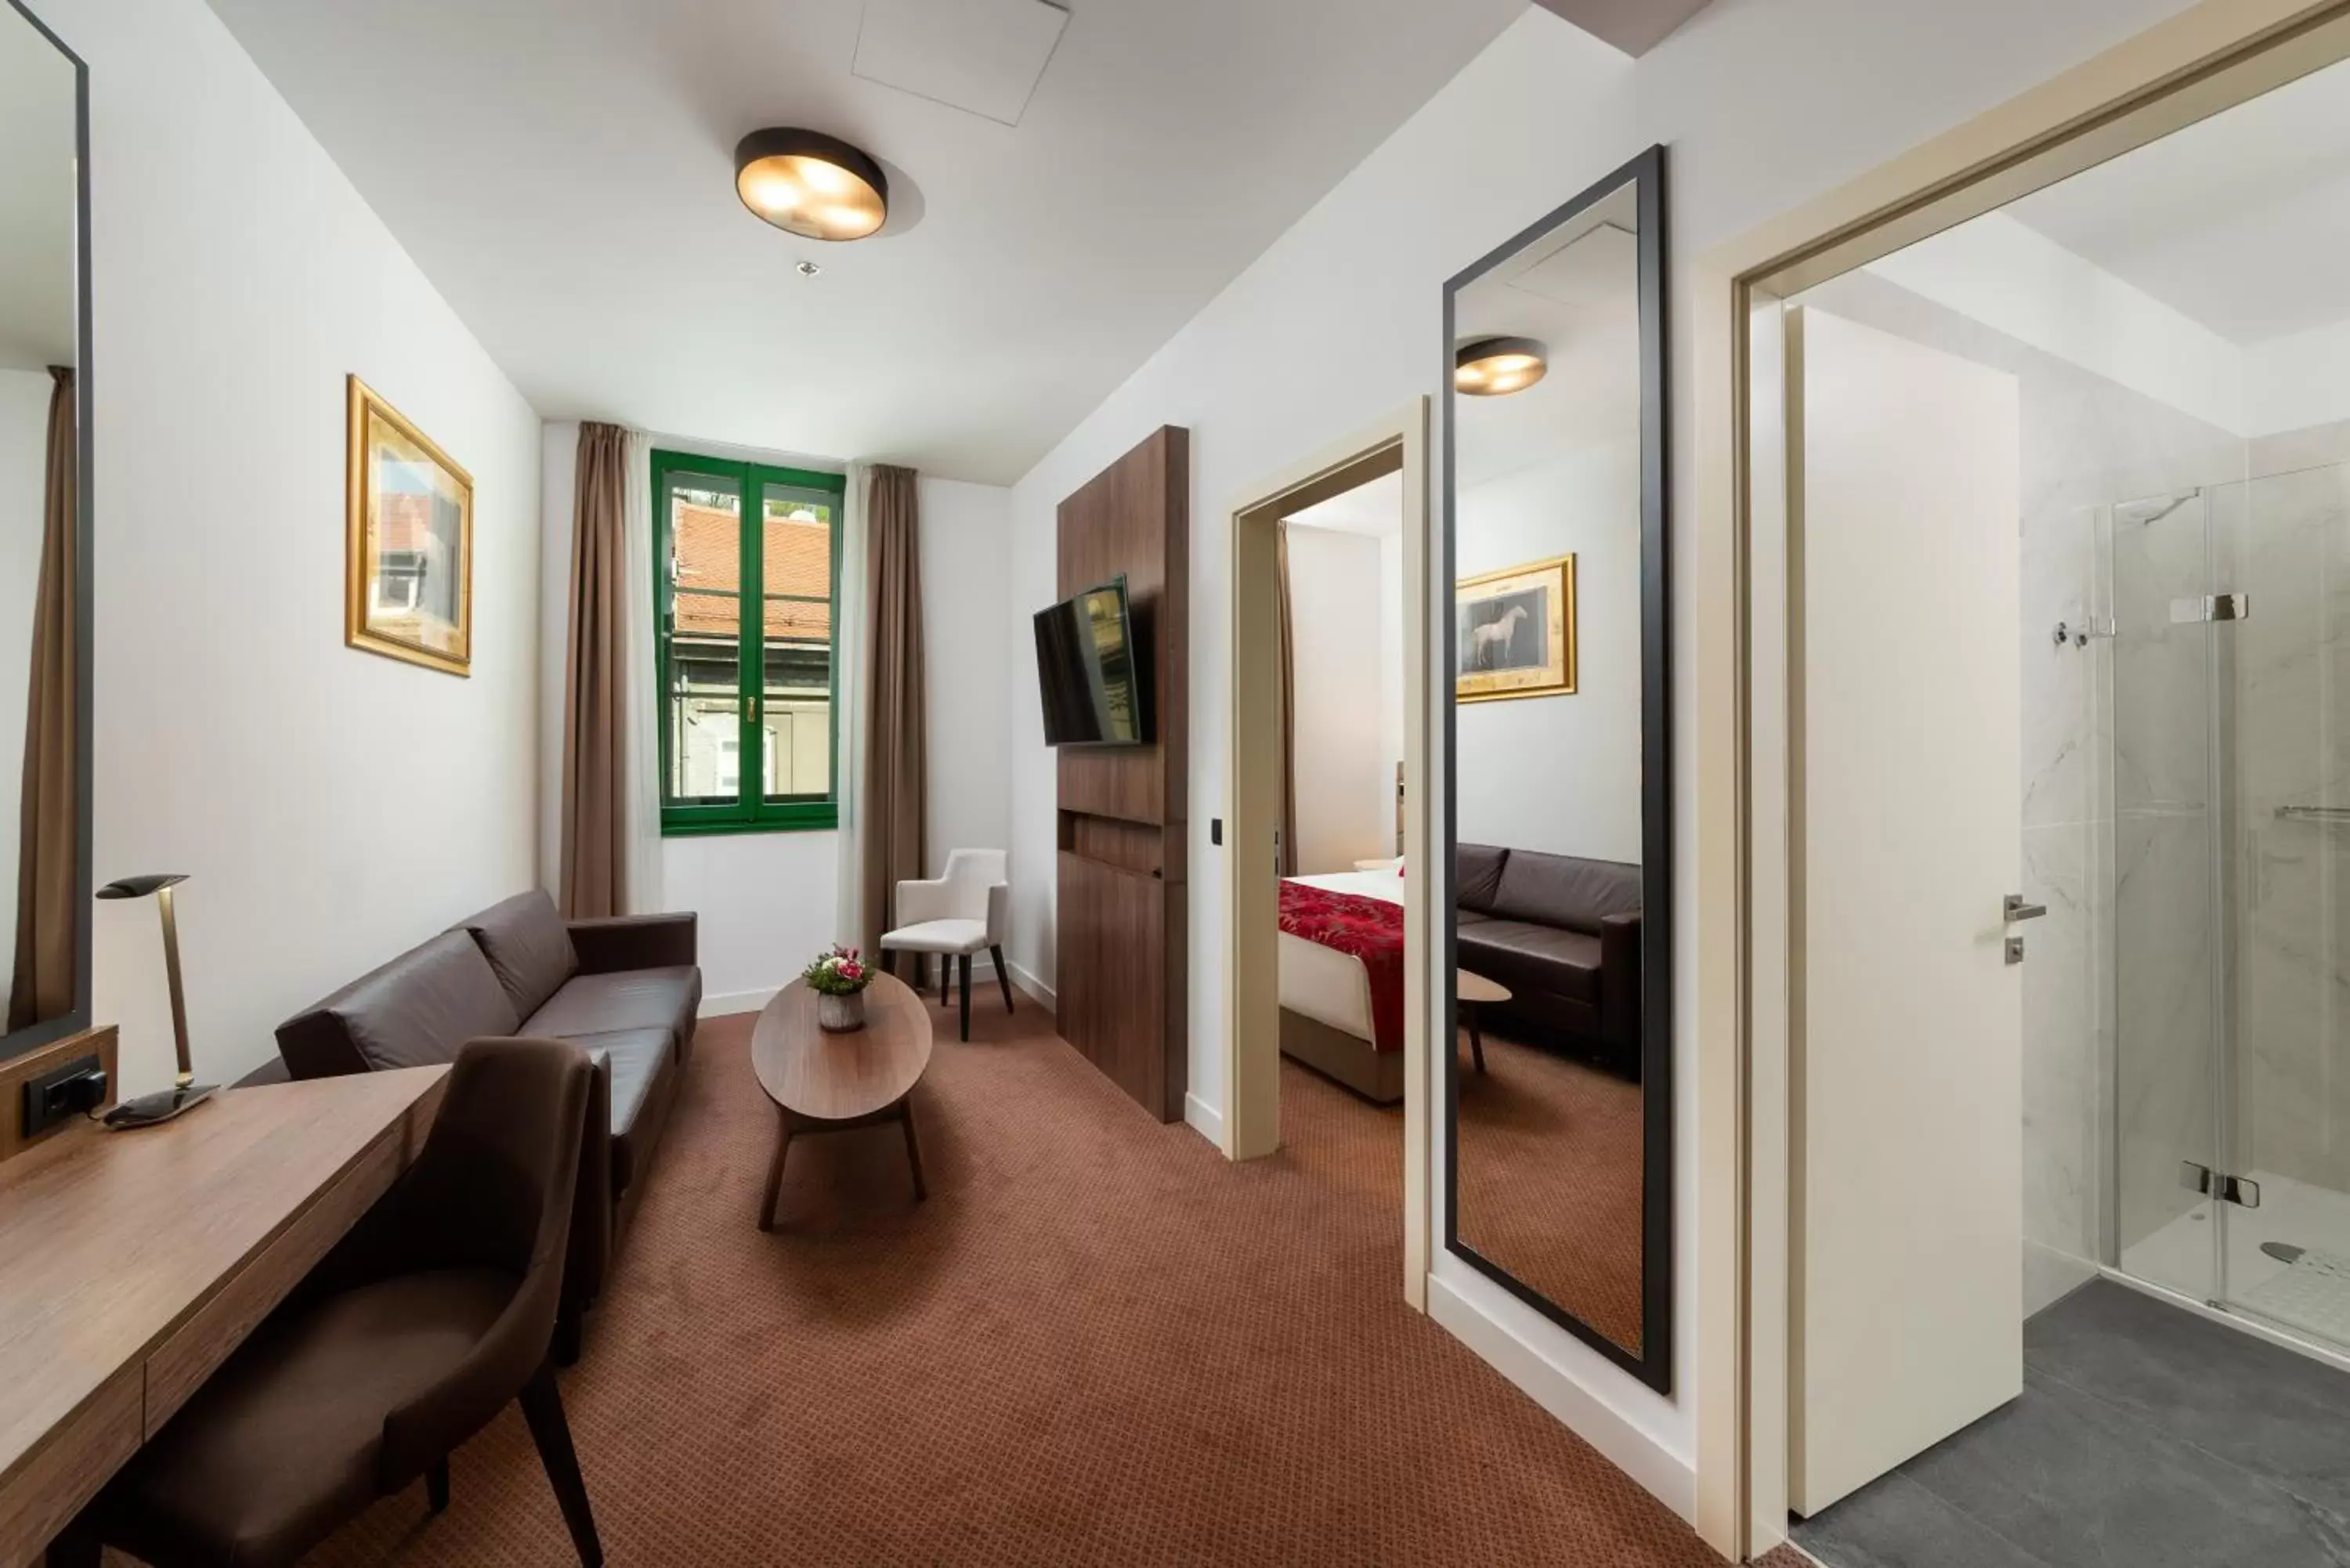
[1442,146,1671,1390]
[0,0,92,1060]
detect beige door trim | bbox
[1693,2,2350,1558]
[1224,399,1433,1312]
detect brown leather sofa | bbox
[1455,844,1642,1078]
[274,891,700,1353]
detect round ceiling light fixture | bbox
[734,128,889,242]
[1453,337,1549,397]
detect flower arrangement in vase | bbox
[802,945,874,1032]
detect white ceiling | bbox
[1287,469,1401,537]
[201,0,1528,484]
[1532,0,1715,57]
[2006,54,2350,345]
[0,5,78,371]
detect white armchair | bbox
[880,848,1013,1040]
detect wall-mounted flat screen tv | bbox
[1034,578,1148,746]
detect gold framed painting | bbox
[345,375,473,676]
[1456,553,1574,703]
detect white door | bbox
[1791,306,2024,1515]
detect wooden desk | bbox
[0,1068,446,1568]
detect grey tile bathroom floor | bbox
[1791,1279,2350,1568]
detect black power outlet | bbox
[23,1053,107,1136]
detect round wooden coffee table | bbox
[1456,969,1510,1075]
[750,973,933,1230]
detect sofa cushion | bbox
[277,931,519,1078]
[457,891,578,1021]
[1456,844,1510,912]
[564,1028,674,1194]
[522,966,700,1054]
[1488,851,1641,935]
[1456,919,1603,1003]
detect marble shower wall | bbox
[1801,272,2248,1295]
[2233,422,2350,1197]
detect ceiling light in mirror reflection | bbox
[1454,338,1549,396]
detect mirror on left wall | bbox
[0,0,91,1060]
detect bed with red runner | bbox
[1277,871,1407,1102]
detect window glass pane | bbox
[762,640,832,801]
[665,471,742,807]
[670,475,743,594]
[761,482,834,803]
[669,647,742,806]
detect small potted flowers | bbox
[803,945,875,1032]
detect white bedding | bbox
[1278,869,1405,1046]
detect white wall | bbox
[37,0,542,1091]
[1001,0,2204,1509]
[1455,443,1643,864]
[538,424,1010,1011]
[0,367,50,1010]
[920,477,1013,880]
[1378,528,1405,854]
[2248,317,2350,436]
[1284,523,1388,873]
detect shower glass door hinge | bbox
[2171,594,2251,624]
[2180,1162,2263,1209]
[2052,616,2115,647]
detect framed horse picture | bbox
[1455,553,1574,703]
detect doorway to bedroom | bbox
[1224,403,1433,1310]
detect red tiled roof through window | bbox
[671,501,831,641]
[377,492,434,553]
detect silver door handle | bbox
[2004,894,2047,923]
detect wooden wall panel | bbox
[1062,814,1162,878]
[1056,853,1169,1118]
[1057,427,1188,827]
[1053,426,1188,1122]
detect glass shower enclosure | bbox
[2105,461,2350,1352]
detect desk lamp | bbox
[96,873,215,1127]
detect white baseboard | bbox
[702,953,1019,1021]
[1183,1091,1224,1149]
[1006,958,1056,1009]
[699,986,779,1019]
[1427,1273,1694,1521]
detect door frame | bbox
[1224,401,1434,1313]
[1692,1,2350,1558]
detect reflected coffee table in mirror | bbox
[1442,146,1671,1389]
[0,0,93,1068]
[1455,968,1507,1075]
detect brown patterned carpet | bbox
[1452,1029,1645,1353]
[265,996,1733,1566]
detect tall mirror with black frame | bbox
[1443,146,1670,1389]
[0,0,91,1063]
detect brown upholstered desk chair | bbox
[56,1038,605,1568]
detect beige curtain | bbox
[9,367,78,1031]
[1275,521,1298,878]
[559,423,630,919]
[859,466,926,970]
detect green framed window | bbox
[653,450,845,834]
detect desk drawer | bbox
[143,1126,402,1438]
